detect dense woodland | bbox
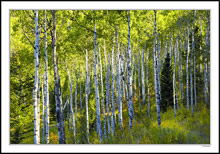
[10,10,210,144]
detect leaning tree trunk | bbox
[127,10,133,129]
[52,10,65,144]
[44,10,49,144]
[33,10,40,144]
[99,47,107,139]
[93,11,103,142]
[153,10,161,127]
[85,49,89,143]
[111,35,116,134]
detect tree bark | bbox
[33,10,40,144]
[153,10,161,127]
[52,10,65,144]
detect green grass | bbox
[11,99,210,144]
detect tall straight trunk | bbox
[44,10,49,144]
[138,52,141,112]
[127,10,133,129]
[115,30,122,130]
[154,10,161,127]
[66,64,75,135]
[85,49,89,143]
[111,35,116,134]
[186,23,190,110]
[41,74,45,143]
[88,66,90,95]
[169,33,172,65]
[52,10,65,144]
[33,10,40,144]
[74,64,77,136]
[178,34,182,107]
[141,48,146,106]
[119,47,124,131]
[173,37,177,118]
[157,38,161,100]
[190,11,196,117]
[67,95,69,130]
[79,65,82,110]
[204,20,209,105]
[104,40,111,135]
[99,47,107,139]
[134,50,137,97]
[192,11,197,108]
[146,50,151,118]
[175,36,179,110]
[94,11,103,142]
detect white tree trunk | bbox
[85,49,89,143]
[153,10,161,127]
[33,10,40,144]
[104,40,111,136]
[186,22,190,110]
[193,11,197,108]
[146,50,151,118]
[99,47,107,139]
[111,35,116,134]
[79,65,82,110]
[44,10,49,144]
[52,10,65,144]
[141,48,146,107]
[74,64,78,136]
[127,10,133,129]
[94,12,103,142]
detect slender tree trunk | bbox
[42,74,45,143]
[138,51,141,112]
[33,10,40,144]
[204,20,209,105]
[127,10,133,129]
[192,11,197,108]
[190,11,196,117]
[52,10,65,144]
[44,10,49,144]
[79,65,82,110]
[75,64,78,136]
[141,48,146,107]
[146,50,151,118]
[173,37,177,118]
[67,95,69,130]
[104,40,111,136]
[186,22,190,110]
[85,49,89,143]
[154,10,161,127]
[111,35,116,134]
[94,11,103,142]
[99,47,107,139]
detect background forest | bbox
[10,10,210,144]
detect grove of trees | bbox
[10,10,210,144]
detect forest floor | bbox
[16,99,210,144]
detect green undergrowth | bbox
[12,101,210,144]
